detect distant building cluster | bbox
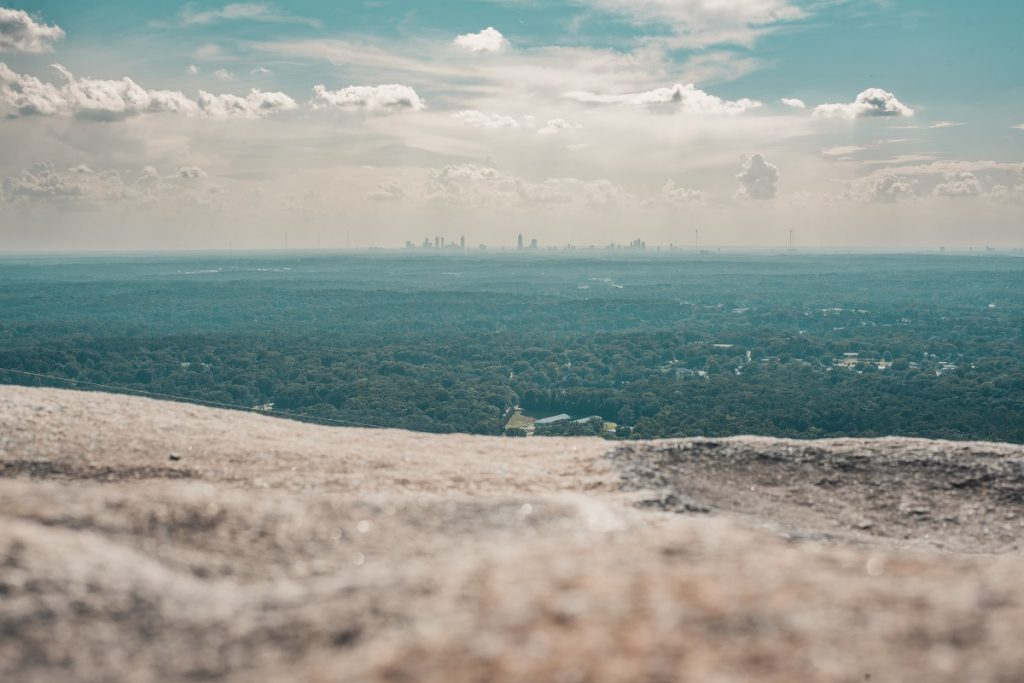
[517,233,539,250]
[391,233,1024,254]
[402,233,666,252]
[406,235,474,250]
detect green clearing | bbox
[505,408,536,430]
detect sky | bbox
[0,1,1022,251]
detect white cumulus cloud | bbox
[656,180,707,206]
[2,161,84,201]
[736,153,779,200]
[780,97,805,109]
[870,174,915,202]
[196,88,297,118]
[310,83,425,113]
[0,63,296,120]
[1,162,218,208]
[453,27,508,53]
[174,166,208,179]
[841,171,925,203]
[48,64,199,120]
[933,170,983,197]
[0,62,66,115]
[0,7,64,53]
[851,161,1023,202]
[421,164,633,210]
[564,83,761,115]
[813,88,914,119]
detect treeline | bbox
[1,254,1022,442]
[3,327,1023,442]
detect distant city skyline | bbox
[0,1,1022,251]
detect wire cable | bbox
[0,367,387,430]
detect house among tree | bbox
[534,414,570,426]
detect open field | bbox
[504,407,537,430]
[3,386,1024,682]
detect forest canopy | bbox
[1,252,1022,443]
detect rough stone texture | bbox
[2,386,1024,683]
[612,437,1024,553]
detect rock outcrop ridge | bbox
[2,386,1024,682]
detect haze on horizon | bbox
[0,1,1022,251]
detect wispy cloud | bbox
[860,154,938,165]
[250,35,765,103]
[194,43,224,60]
[821,145,866,157]
[178,3,321,29]
[890,121,964,130]
[248,39,468,81]
[452,109,519,129]
[565,0,806,48]
[564,83,761,115]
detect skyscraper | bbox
[517,233,524,250]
